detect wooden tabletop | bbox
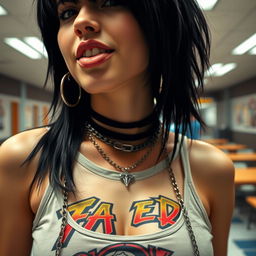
[235,167,256,185]
[216,144,247,152]
[202,138,229,145]
[227,153,256,162]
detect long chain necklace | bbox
[55,161,200,256]
[55,183,68,256]
[55,141,200,256]
[168,166,200,256]
[88,132,156,186]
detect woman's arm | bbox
[0,129,46,256]
[189,140,235,256]
[209,157,234,256]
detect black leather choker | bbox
[88,118,160,141]
[90,108,157,129]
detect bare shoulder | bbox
[0,127,47,255]
[167,133,234,255]
[188,139,235,182]
[0,127,47,173]
[0,127,48,196]
[188,140,235,256]
[166,133,234,181]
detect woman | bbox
[0,0,234,255]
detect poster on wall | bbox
[231,94,256,133]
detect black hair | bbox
[27,0,210,192]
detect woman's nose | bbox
[73,7,100,37]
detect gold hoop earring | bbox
[60,72,82,107]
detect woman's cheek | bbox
[57,28,73,62]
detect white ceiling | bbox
[0,0,255,92]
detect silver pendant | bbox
[120,172,135,187]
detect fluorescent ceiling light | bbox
[4,38,42,59]
[214,63,237,77]
[23,37,48,58]
[205,63,223,77]
[195,79,208,87]
[206,63,237,77]
[196,0,218,10]
[232,33,256,55]
[0,5,7,15]
[249,46,256,55]
[214,63,237,76]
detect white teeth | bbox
[83,48,107,58]
[85,50,92,57]
[92,48,100,56]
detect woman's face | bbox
[57,0,149,95]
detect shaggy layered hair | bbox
[28,0,210,191]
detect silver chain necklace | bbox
[86,123,159,152]
[88,132,156,186]
[168,166,200,256]
[55,184,68,256]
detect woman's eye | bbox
[59,8,78,21]
[101,0,125,8]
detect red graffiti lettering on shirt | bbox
[130,195,180,228]
[53,197,116,250]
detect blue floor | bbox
[228,205,256,256]
[234,240,256,249]
[234,240,256,256]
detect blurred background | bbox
[0,0,256,255]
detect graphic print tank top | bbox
[30,138,213,256]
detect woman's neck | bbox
[91,85,154,122]
[90,86,155,135]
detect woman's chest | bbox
[67,192,182,236]
[69,169,183,236]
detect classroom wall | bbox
[0,74,52,101]
[205,76,256,150]
[0,74,52,142]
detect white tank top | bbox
[31,138,213,256]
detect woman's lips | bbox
[76,39,114,68]
[77,52,114,69]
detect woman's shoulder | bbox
[188,139,235,254]
[167,133,234,179]
[188,139,234,175]
[0,128,48,255]
[187,139,235,197]
[0,127,48,173]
